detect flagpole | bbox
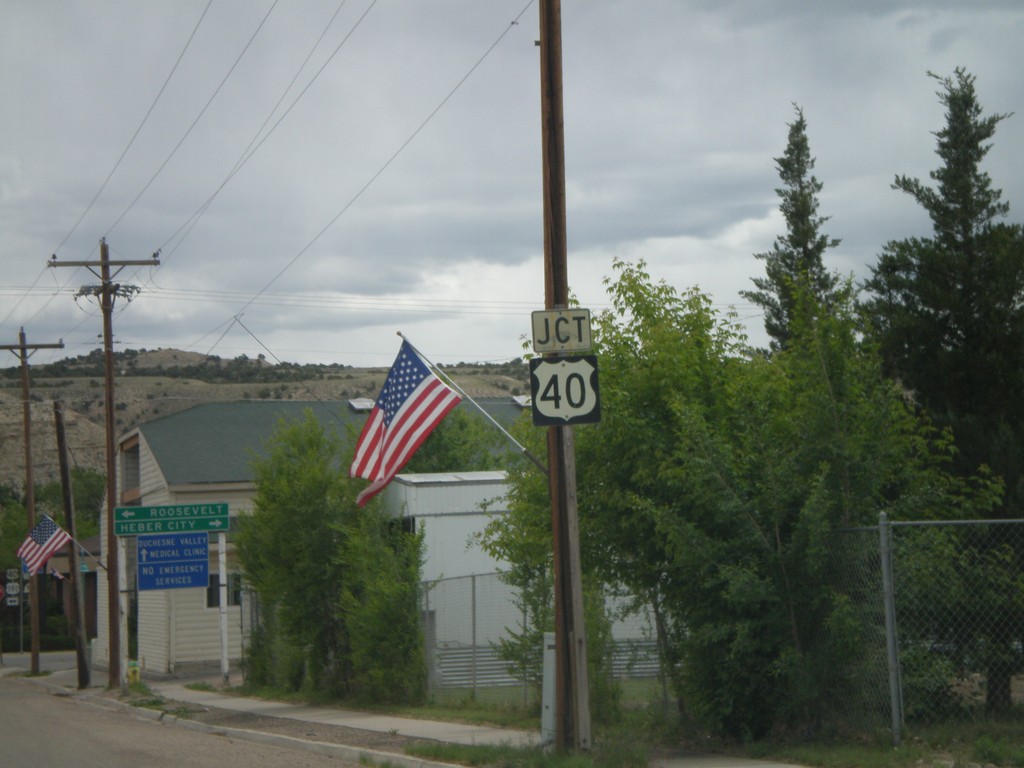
[65,531,109,573]
[397,333,548,475]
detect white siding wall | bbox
[384,472,510,582]
[138,590,169,673]
[418,514,505,582]
[167,579,243,665]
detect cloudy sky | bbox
[2,1,1023,369]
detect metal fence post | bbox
[424,586,436,697]
[471,574,478,697]
[879,512,902,745]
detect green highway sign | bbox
[114,503,230,536]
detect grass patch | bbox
[185,681,215,692]
[406,740,647,768]
[743,717,1024,768]
[122,681,167,710]
[973,734,1024,767]
[381,700,537,731]
[358,754,406,768]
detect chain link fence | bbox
[834,517,1024,743]
[419,572,659,704]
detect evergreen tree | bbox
[861,68,1024,713]
[742,106,841,351]
[862,69,1024,504]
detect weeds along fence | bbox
[834,516,1024,744]
[419,572,660,704]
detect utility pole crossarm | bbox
[49,259,158,267]
[49,252,159,283]
[0,342,66,354]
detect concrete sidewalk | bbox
[150,679,538,748]
[3,657,802,768]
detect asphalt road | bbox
[0,650,78,673]
[0,674,362,768]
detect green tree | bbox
[339,502,426,704]
[862,68,1024,500]
[862,67,1024,713]
[564,260,994,738]
[742,106,842,351]
[0,487,28,572]
[34,468,105,539]
[475,418,624,724]
[236,410,425,700]
[237,411,353,692]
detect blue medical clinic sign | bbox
[137,532,209,591]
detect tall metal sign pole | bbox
[1,329,64,675]
[538,0,591,750]
[50,240,159,688]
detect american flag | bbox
[350,341,461,506]
[17,515,72,576]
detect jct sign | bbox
[529,355,601,426]
[531,309,591,353]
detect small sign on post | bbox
[532,309,592,353]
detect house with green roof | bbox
[93,397,526,678]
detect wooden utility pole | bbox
[54,400,91,689]
[538,0,591,750]
[49,239,158,688]
[1,329,64,675]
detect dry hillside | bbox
[0,348,528,492]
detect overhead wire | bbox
[54,0,214,256]
[16,1,274,358]
[12,1,546,369]
[197,0,538,362]
[152,0,370,269]
[0,4,211,344]
[232,315,352,429]
[104,0,281,240]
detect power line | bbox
[2,5,210,341]
[153,0,370,268]
[105,0,280,240]
[2,282,758,314]
[197,1,536,359]
[53,1,214,255]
